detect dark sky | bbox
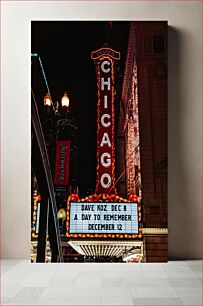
[31,21,130,195]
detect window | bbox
[153,35,165,53]
[144,35,152,53]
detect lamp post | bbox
[43,91,78,237]
[43,92,82,262]
[44,91,72,149]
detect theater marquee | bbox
[69,202,138,234]
[66,194,142,239]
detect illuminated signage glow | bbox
[66,193,142,239]
[36,203,41,234]
[31,194,41,238]
[91,47,120,194]
[69,202,138,234]
[91,47,120,61]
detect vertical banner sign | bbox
[54,140,70,186]
[91,47,120,194]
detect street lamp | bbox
[41,87,79,262]
[43,89,78,204]
[44,91,70,112]
[44,92,52,108]
[61,92,69,109]
[43,91,72,238]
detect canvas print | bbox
[31,21,167,263]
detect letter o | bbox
[101,152,111,167]
[101,60,110,73]
[101,173,111,189]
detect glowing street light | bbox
[44,92,52,107]
[61,92,70,109]
[44,91,70,112]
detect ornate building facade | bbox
[116,21,168,262]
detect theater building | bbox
[116,21,168,262]
[65,21,168,263]
[31,21,168,263]
[65,43,144,263]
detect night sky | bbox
[31,21,130,195]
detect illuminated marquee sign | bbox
[69,202,138,234]
[31,194,41,238]
[91,47,120,194]
[66,193,142,239]
[91,47,120,61]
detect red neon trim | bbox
[91,47,120,60]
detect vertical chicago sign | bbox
[91,47,120,194]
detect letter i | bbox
[104,95,108,109]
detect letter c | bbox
[101,114,111,127]
[101,60,110,73]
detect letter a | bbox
[100,133,111,147]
